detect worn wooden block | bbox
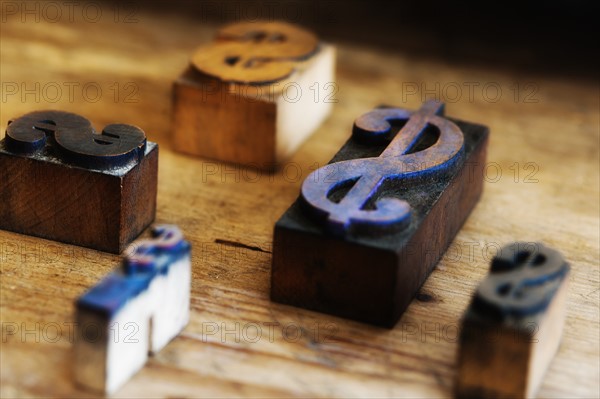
[271,101,489,327]
[0,110,158,254]
[172,21,336,170]
[74,225,191,394]
[455,242,570,399]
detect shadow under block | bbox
[0,111,158,254]
[172,21,335,169]
[271,106,489,328]
[74,225,191,394]
[455,242,570,399]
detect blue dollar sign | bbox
[124,225,186,274]
[301,100,465,236]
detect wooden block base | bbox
[0,142,158,254]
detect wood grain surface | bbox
[1,6,598,398]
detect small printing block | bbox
[172,20,336,170]
[456,242,570,398]
[0,110,158,253]
[74,225,191,394]
[271,101,489,327]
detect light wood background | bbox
[1,5,598,398]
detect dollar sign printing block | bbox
[455,242,570,399]
[0,110,158,254]
[271,101,489,327]
[171,21,336,170]
[74,225,192,394]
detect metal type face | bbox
[191,21,319,85]
[474,242,570,320]
[4,110,146,169]
[300,100,465,236]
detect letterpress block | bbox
[271,101,489,327]
[456,242,570,399]
[74,225,191,394]
[172,21,336,170]
[0,111,158,253]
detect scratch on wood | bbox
[415,292,435,303]
[215,239,272,254]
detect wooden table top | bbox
[1,7,598,398]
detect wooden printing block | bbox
[172,21,336,170]
[0,110,158,254]
[271,101,489,327]
[455,242,570,399]
[74,225,191,394]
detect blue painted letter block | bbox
[74,225,191,394]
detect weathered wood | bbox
[455,242,570,398]
[172,21,335,170]
[0,111,158,254]
[1,8,598,398]
[271,102,489,327]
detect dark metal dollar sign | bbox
[5,110,146,168]
[301,100,465,236]
[474,242,570,319]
